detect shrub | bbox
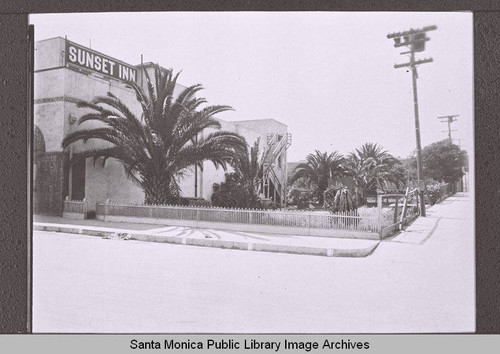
[324,187,356,213]
[211,172,260,209]
[287,187,314,209]
[176,197,190,206]
[297,192,314,209]
[267,202,280,210]
[211,188,240,208]
[426,183,443,205]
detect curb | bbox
[34,223,379,258]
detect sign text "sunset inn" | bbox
[65,41,137,83]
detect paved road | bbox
[33,193,474,333]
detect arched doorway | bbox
[33,125,65,215]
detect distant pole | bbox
[387,25,437,217]
[438,115,459,142]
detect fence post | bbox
[394,197,399,224]
[104,199,110,222]
[82,198,87,219]
[400,188,409,230]
[377,195,383,237]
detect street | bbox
[32,193,474,333]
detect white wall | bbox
[85,158,144,208]
[34,37,65,71]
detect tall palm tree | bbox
[344,142,403,204]
[62,65,246,205]
[290,150,345,204]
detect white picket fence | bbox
[96,201,380,233]
[63,197,88,219]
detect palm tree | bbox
[344,142,404,204]
[211,138,265,209]
[62,65,246,205]
[234,138,264,208]
[289,150,345,204]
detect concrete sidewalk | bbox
[33,195,453,258]
[34,214,167,231]
[383,193,466,245]
[384,211,440,245]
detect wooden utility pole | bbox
[387,25,437,217]
[438,115,459,142]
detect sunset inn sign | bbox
[66,40,138,82]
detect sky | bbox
[30,12,473,162]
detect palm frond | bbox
[62,127,120,148]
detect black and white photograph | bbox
[30,11,474,333]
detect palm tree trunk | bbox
[318,178,328,205]
[143,174,178,205]
[354,185,365,206]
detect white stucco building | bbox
[34,37,291,215]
